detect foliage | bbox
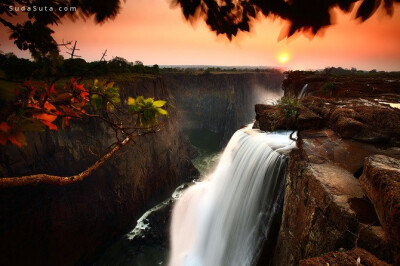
[89,80,121,111]
[172,0,398,40]
[0,0,122,59]
[320,82,335,95]
[0,79,88,147]
[127,96,167,126]
[0,53,161,81]
[0,78,168,148]
[276,96,302,120]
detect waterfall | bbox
[168,125,296,266]
[298,84,308,99]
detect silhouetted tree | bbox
[0,0,122,59]
[171,0,399,39]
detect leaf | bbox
[44,101,56,111]
[8,131,27,148]
[56,92,72,101]
[75,84,85,91]
[156,108,168,115]
[49,84,55,93]
[128,96,136,105]
[40,120,58,130]
[105,82,115,90]
[34,113,57,122]
[153,100,166,108]
[144,98,154,105]
[0,122,10,133]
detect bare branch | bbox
[0,130,157,188]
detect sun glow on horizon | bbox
[277,52,290,65]
[278,52,290,64]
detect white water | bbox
[169,125,296,266]
[298,84,308,99]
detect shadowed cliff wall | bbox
[164,71,284,145]
[0,75,198,265]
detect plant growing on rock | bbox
[277,96,302,121]
[320,82,335,95]
[264,96,302,132]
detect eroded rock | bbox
[360,155,400,263]
[299,248,390,266]
[271,130,396,265]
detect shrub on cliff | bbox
[277,96,302,121]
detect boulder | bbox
[255,104,295,131]
[296,107,323,130]
[360,155,400,263]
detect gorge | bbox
[1,70,399,266]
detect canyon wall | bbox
[255,72,400,265]
[164,71,284,145]
[0,75,198,265]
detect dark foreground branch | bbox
[0,130,156,188]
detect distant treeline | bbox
[0,53,161,81]
[0,53,283,81]
[293,67,400,76]
[1,52,399,82]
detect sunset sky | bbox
[1,0,400,71]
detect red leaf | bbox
[34,113,57,123]
[75,84,85,91]
[14,88,19,96]
[44,101,56,111]
[0,122,10,133]
[80,91,89,99]
[8,136,22,148]
[49,84,55,93]
[40,120,58,130]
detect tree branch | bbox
[0,130,156,188]
[0,17,17,31]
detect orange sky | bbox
[1,0,400,70]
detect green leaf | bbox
[156,108,168,115]
[153,100,166,108]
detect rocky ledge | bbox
[255,71,400,265]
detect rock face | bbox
[0,75,199,265]
[272,130,396,265]
[255,71,400,265]
[257,96,400,146]
[282,71,400,99]
[299,248,390,266]
[360,155,400,262]
[164,71,284,145]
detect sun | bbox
[278,52,290,64]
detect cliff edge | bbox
[255,71,400,265]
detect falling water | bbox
[298,84,308,99]
[169,125,296,266]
